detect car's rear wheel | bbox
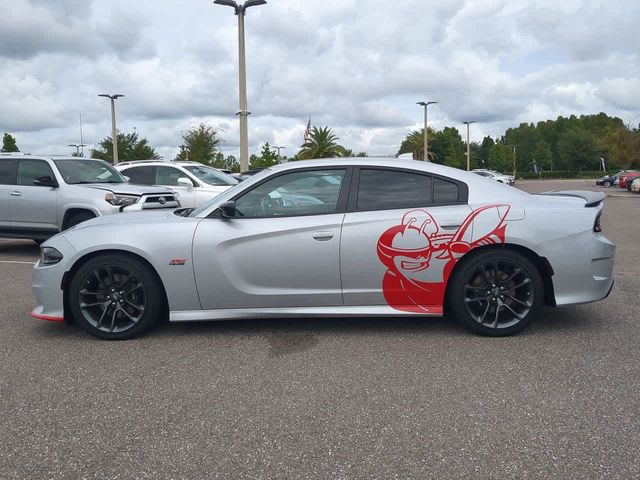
[68,254,164,340]
[603,180,611,188]
[448,249,543,336]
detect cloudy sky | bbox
[2,0,639,160]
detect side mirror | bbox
[218,200,236,219]
[33,176,58,188]
[123,176,131,182]
[177,177,194,191]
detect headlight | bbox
[105,193,140,206]
[40,247,63,265]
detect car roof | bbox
[0,154,104,162]
[116,160,206,167]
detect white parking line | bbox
[0,260,36,265]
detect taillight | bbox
[594,214,602,233]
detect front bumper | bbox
[31,235,76,322]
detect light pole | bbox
[68,143,87,156]
[508,144,518,177]
[463,121,476,171]
[417,101,437,161]
[98,94,124,164]
[272,145,285,163]
[214,0,267,172]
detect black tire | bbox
[603,180,611,188]
[68,254,165,340]
[447,249,543,336]
[64,211,95,230]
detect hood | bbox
[76,183,175,195]
[66,210,182,232]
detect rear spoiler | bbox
[537,190,605,207]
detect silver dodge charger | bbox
[32,159,615,339]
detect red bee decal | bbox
[169,258,187,266]
[376,205,511,314]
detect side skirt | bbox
[169,305,442,322]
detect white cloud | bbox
[0,0,638,158]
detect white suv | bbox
[0,154,179,243]
[116,161,238,208]
[471,169,515,185]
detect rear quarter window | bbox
[0,159,18,185]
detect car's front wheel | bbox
[448,249,543,336]
[603,180,611,188]
[68,254,165,340]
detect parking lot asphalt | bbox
[1,180,639,479]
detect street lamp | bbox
[508,144,518,177]
[213,0,267,172]
[98,94,124,164]
[68,143,87,156]
[463,121,476,171]
[417,101,437,161]
[272,145,285,163]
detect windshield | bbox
[183,165,238,186]
[54,159,126,185]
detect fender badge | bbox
[169,258,187,266]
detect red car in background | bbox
[619,172,640,190]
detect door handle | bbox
[10,191,22,197]
[312,231,334,241]
[440,223,461,230]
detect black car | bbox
[596,175,617,188]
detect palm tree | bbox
[398,129,437,161]
[298,126,344,159]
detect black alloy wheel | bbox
[448,250,543,336]
[69,254,164,339]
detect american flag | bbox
[303,118,311,143]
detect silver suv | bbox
[0,154,179,243]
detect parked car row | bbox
[596,170,640,192]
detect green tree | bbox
[604,126,640,170]
[211,152,240,172]
[1,133,19,152]
[251,142,280,169]
[478,136,495,169]
[558,129,599,172]
[298,126,344,159]
[433,127,466,169]
[91,132,159,163]
[533,140,553,171]
[175,123,221,165]
[488,143,514,173]
[397,129,437,161]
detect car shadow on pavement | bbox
[30,306,602,344]
[0,239,40,257]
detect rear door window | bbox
[356,169,432,211]
[17,160,55,186]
